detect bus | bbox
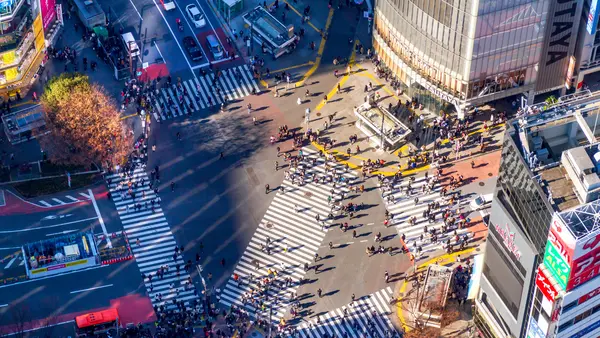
[74,309,120,337]
[243,6,298,59]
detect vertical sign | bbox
[543,240,571,290]
[565,56,576,89]
[40,0,57,30]
[588,0,600,35]
[536,267,559,301]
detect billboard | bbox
[40,0,56,30]
[549,215,575,264]
[527,318,545,338]
[536,267,559,301]
[543,240,571,290]
[588,0,600,35]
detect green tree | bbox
[40,74,132,168]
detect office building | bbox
[474,93,600,338]
[372,0,585,117]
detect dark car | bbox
[183,36,203,62]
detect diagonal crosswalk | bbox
[381,175,470,256]
[106,167,197,312]
[218,147,358,320]
[149,65,260,122]
[296,287,399,338]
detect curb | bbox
[101,255,133,265]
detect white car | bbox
[186,4,206,28]
[470,193,493,211]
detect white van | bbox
[206,34,223,59]
[121,32,140,57]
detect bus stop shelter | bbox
[353,99,411,152]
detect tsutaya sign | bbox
[494,223,522,260]
[546,0,578,66]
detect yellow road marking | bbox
[397,247,476,331]
[270,61,315,74]
[296,8,334,87]
[120,113,138,120]
[281,0,322,33]
[311,141,430,176]
[315,40,359,111]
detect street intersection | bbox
[0,0,503,335]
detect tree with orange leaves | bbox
[40,74,132,168]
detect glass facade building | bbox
[373,0,552,114]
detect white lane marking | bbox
[0,265,109,289]
[79,192,91,199]
[38,200,52,207]
[0,304,8,308]
[70,284,114,294]
[191,62,211,69]
[65,195,80,202]
[0,217,98,233]
[4,256,17,269]
[155,43,166,64]
[0,247,21,250]
[367,222,374,225]
[51,198,66,205]
[152,0,195,77]
[46,229,78,236]
[360,240,368,242]
[89,188,112,248]
[128,0,143,20]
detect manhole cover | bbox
[488,173,493,176]
[265,222,274,229]
[305,191,313,198]
[476,248,481,252]
[479,182,485,186]
[316,112,321,116]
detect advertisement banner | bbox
[567,249,600,290]
[588,0,600,35]
[40,0,57,30]
[544,241,571,290]
[527,318,546,338]
[574,231,600,259]
[578,284,600,305]
[549,216,575,264]
[536,267,559,301]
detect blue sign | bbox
[527,318,545,338]
[570,318,600,338]
[588,0,600,35]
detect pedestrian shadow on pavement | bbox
[324,289,339,297]
[335,243,350,249]
[254,106,270,111]
[330,98,343,103]
[382,234,397,242]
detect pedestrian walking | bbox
[297,97,302,105]
[221,258,226,267]
[170,182,175,192]
[220,151,225,159]
[317,288,323,297]
[265,184,270,194]
[385,271,390,283]
[323,95,328,104]
[471,160,475,169]
[337,83,341,93]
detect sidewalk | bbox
[395,241,484,337]
[304,55,507,177]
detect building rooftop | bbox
[538,165,579,212]
[558,199,600,240]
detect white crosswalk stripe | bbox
[296,287,399,337]
[381,175,471,256]
[218,147,358,320]
[149,65,259,122]
[105,167,198,312]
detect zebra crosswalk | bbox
[106,167,197,312]
[296,287,399,338]
[149,65,260,122]
[218,146,358,320]
[381,175,469,256]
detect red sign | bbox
[537,267,559,301]
[549,225,573,264]
[568,252,600,290]
[578,285,600,305]
[40,0,57,30]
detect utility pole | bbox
[128,41,134,78]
